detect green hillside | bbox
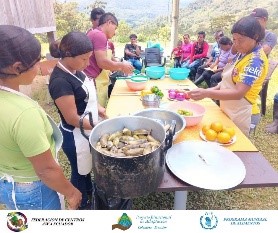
[178,0,278,37]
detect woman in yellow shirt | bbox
[188,16,268,136]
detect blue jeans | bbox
[60,126,92,208]
[128,58,142,71]
[182,59,202,69]
[0,180,60,210]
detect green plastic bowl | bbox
[169,68,190,80]
[145,66,165,79]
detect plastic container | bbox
[125,78,148,91]
[166,101,206,127]
[145,66,165,79]
[169,68,190,80]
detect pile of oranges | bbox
[202,122,236,144]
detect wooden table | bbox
[107,77,278,209]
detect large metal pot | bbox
[80,114,174,199]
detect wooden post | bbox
[170,0,180,53]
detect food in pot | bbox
[177,109,193,116]
[96,127,161,157]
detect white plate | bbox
[199,130,236,146]
[166,140,246,190]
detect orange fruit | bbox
[202,125,211,134]
[222,127,236,138]
[205,129,217,141]
[217,132,231,144]
[210,122,223,133]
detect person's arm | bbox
[28,150,81,209]
[210,56,220,69]
[263,32,277,56]
[95,49,134,74]
[135,45,141,56]
[55,95,93,130]
[189,42,196,63]
[188,82,250,101]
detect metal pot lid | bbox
[166,140,246,190]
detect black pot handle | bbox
[79,111,94,140]
[164,120,176,152]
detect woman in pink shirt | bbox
[181,34,192,65]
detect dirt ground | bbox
[20,75,48,96]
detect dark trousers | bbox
[60,126,92,208]
[210,72,222,87]
[174,57,181,68]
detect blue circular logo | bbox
[200,212,218,230]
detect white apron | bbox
[0,85,64,209]
[219,62,252,136]
[58,62,98,175]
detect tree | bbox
[209,15,236,33]
[84,1,107,15]
[114,20,132,43]
[53,1,91,38]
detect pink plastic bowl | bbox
[167,101,205,127]
[125,79,148,91]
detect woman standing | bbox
[49,32,106,209]
[0,25,81,210]
[188,16,268,136]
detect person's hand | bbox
[187,88,207,101]
[98,105,107,119]
[121,61,134,75]
[66,187,82,210]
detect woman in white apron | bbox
[0,25,81,210]
[188,16,268,136]
[48,32,106,209]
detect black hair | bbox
[215,30,224,37]
[231,16,265,42]
[90,7,105,20]
[129,34,137,39]
[198,31,206,38]
[49,31,93,58]
[99,12,118,26]
[0,25,41,77]
[183,34,190,38]
[219,36,232,45]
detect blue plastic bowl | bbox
[169,68,190,80]
[145,66,165,79]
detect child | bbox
[171,40,183,68]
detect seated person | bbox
[181,31,209,79]
[124,34,142,72]
[180,34,192,64]
[170,40,183,68]
[194,36,236,87]
[194,30,224,82]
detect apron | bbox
[58,62,98,175]
[219,62,252,136]
[95,48,113,107]
[0,85,64,209]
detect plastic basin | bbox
[169,68,190,80]
[125,79,148,91]
[145,66,165,79]
[166,101,205,127]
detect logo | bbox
[112,213,132,231]
[7,212,28,232]
[200,212,218,230]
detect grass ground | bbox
[26,66,278,210]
